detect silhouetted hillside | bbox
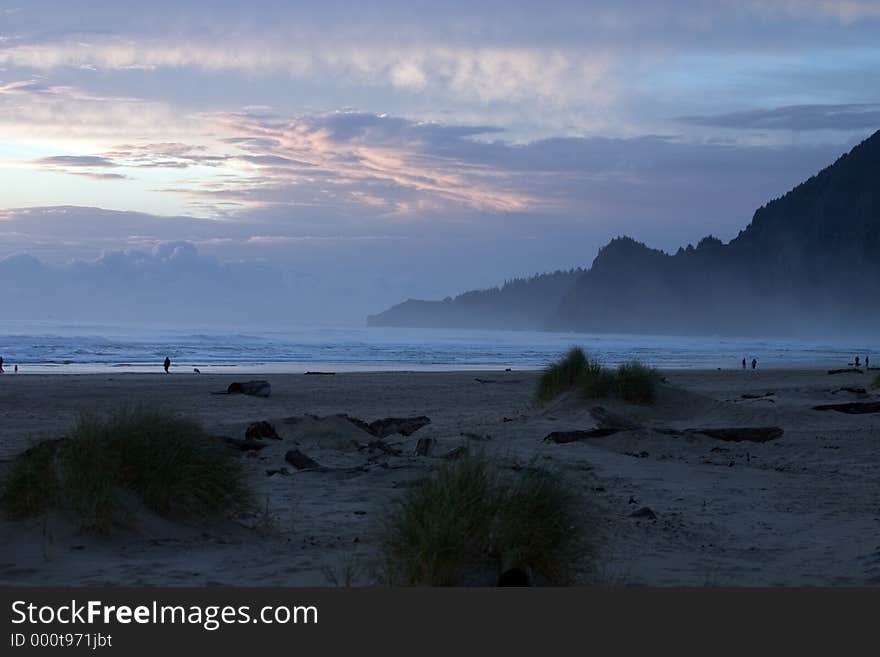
[369,130,880,337]
[367,269,584,329]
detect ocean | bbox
[0,321,876,374]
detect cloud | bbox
[747,0,880,23]
[36,155,119,167]
[0,38,616,109]
[678,104,880,130]
[12,107,868,227]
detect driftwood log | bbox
[543,428,620,444]
[831,387,867,395]
[813,401,880,414]
[689,427,784,443]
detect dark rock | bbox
[629,506,657,520]
[225,380,272,397]
[542,428,620,443]
[741,392,775,399]
[460,431,491,441]
[827,368,863,375]
[813,401,880,414]
[284,449,323,470]
[628,496,638,504]
[245,420,281,441]
[304,371,335,375]
[414,438,436,457]
[367,416,431,438]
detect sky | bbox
[1,1,879,324]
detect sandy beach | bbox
[1,368,878,586]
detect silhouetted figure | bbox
[193,368,201,374]
[0,355,4,373]
[742,358,746,370]
[14,365,18,373]
[867,355,870,369]
[855,356,861,367]
[163,356,171,373]
[751,358,757,370]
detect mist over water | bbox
[0,321,876,374]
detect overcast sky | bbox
[1,1,879,324]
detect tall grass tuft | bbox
[494,464,593,585]
[536,347,590,403]
[0,440,62,519]
[536,347,615,403]
[535,348,659,405]
[380,452,496,586]
[1,407,247,532]
[380,451,592,586]
[615,360,661,404]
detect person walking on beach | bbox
[751,358,757,370]
[163,356,171,373]
[0,355,4,373]
[855,356,861,367]
[742,358,746,370]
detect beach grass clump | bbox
[493,464,593,585]
[615,360,661,404]
[380,451,592,586]
[536,347,614,403]
[0,440,62,519]
[0,407,246,532]
[536,347,591,403]
[380,451,497,586]
[536,348,659,405]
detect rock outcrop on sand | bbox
[245,420,281,440]
[222,380,272,397]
